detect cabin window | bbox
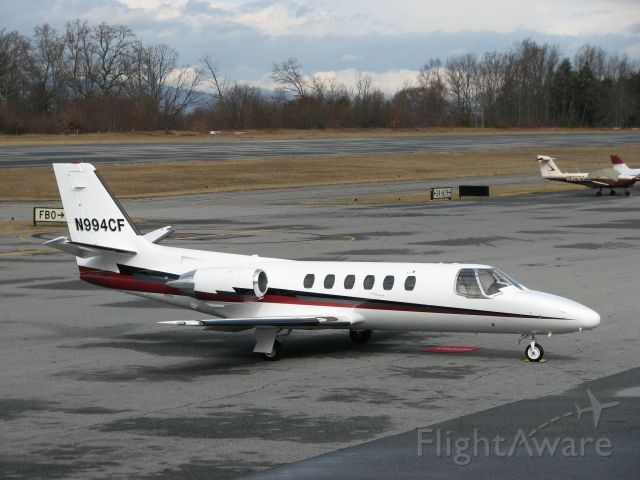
[344,274,355,289]
[303,274,315,288]
[455,269,483,298]
[324,274,335,289]
[383,275,395,290]
[404,275,416,291]
[477,269,520,296]
[363,275,375,290]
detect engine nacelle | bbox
[167,266,268,300]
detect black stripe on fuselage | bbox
[101,266,567,320]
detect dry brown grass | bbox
[1,144,637,202]
[0,219,64,236]
[0,127,634,145]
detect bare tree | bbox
[0,29,31,104]
[63,19,95,100]
[417,59,447,125]
[574,45,608,80]
[271,57,306,97]
[92,22,135,97]
[354,72,372,103]
[162,65,202,116]
[446,53,477,125]
[200,54,224,101]
[309,74,327,101]
[129,42,202,120]
[476,52,505,126]
[29,24,66,112]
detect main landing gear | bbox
[519,334,545,362]
[262,339,282,361]
[260,329,374,361]
[596,188,631,197]
[350,329,373,344]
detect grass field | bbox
[0,144,637,202]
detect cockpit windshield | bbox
[455,268,522,298]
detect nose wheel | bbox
[525,341,544,362]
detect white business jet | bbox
[46,163,600,362]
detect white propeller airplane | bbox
[45,162,600,362]
[538,155,636,196]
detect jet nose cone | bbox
[583,307,601,329]
[573,304,600,330]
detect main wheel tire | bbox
[625,190,631,197]
[525,342,544,362]
[262,339,282,361]
[610,190,616,196]
[596,190,602,196]
[350,329,372,344]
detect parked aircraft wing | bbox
[159,316,353,331]
[143,226,174,244]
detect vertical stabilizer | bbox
[610,154,624,165]
[537,155,562,178]
[52,163,140,251]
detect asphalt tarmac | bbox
[1,183,639,479]
[1,131,639,167]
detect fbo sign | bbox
[33,207,66,225]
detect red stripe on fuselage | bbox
[79,265,181,295]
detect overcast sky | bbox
[3,0,640,92]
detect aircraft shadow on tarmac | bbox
[56,328,577,383]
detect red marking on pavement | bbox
[423,345,482,353]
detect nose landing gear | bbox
[525,341,544,362]
[519,333,545,362]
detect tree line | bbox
[1,20,639,133]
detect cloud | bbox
[308,68,419,94]
[2,0,639,94]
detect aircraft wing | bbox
[159,316,352,331]
[585,180,610,187]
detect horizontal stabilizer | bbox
[143,226,174,244]
[159,316,352,330]
[44,236,137,258]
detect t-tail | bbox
[45,163,171,258]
